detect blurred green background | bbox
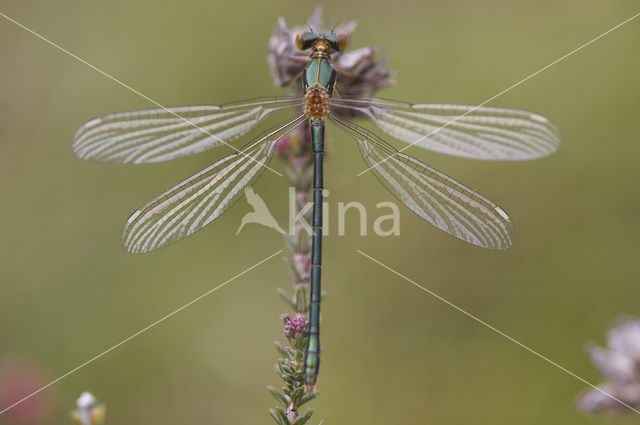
[1,1,639,424]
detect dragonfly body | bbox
[299,33,341,387]
[72,27,560,392]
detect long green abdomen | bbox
[303,118,324,388]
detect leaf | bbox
[278,288,297,310]
[284,374,297,386]
[295,287,307,313]
[294,337,307,353]
[276,407,290,425]
[275,341,289,357]
[269,408,287,425]
[290,387,304,404]
[293,409,313,425]
[285,258,301,282]
[268,386,290,406]
[299,392,318,406]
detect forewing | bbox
[72,97,303,164]
[331,97,560,160]
[331,116,514,250]
[122,115,305,253]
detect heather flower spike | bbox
[71,392,105,425]
[268,6,395,104]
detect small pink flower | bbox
[283,314,309,343]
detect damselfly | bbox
[72,31,560,389]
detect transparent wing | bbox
[330,115,514,250]
[72,96,304,164]
[122,115,306,254]
[330,96,560,160]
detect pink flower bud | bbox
[284,314,309,342]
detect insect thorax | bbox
[303,53,335,120]
[304,87,330,119]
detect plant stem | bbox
[268,123,319,425]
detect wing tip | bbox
[71,142,90,161]
[71,118,104,160]
[83,117,104,129]
[120,210,146,254]
[494,206,510,221]
[490,206,515,251]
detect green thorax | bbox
[303,51,337,95]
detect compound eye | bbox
[337,33,349,51]
[295,32,305,50]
